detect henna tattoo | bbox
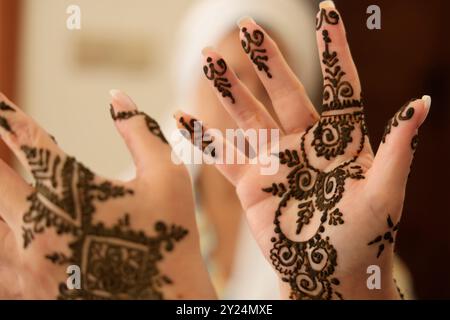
[381,100,415,143]
[411,134,418,151]
[178,116,216,158]
[394,278,405,300]
[321,30,362,112]
[367,215,399,258]
[110,105,168,144]
[21,146,134,248]
[264,145,366,299]
[0,101,16,134]
[21,146,187,299]
[316,8,340,30]
[49,215,188,300]
[241,27,272,79]
[262,20,371,298]
[203,57,235,104]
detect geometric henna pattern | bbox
[110,106,168,144]
[381,100,415,144]
[21,146,187,299]
[0,101,16,134]
[46,214,188,300]
[240,27,272,79]
[203,57,236,104]
[367,215,399,259]
[263,9,368,300]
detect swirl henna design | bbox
[240,27,272,79]
[367,215,399,258]
[110,106,168,144]
[21,146,188,299]
[261,13,372,298]
[316,8,340,30]
[203,57,235,104]
[263,145,365,299]
[381,100,416,144]
[0,101,16,134]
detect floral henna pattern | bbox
[240,27,272,79]
[203,57,235,104]
[178,117,216,158]
[367,215,399,258]
[21,145,187,299]
[263,9,368,300]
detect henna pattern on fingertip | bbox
[203,57,235,104]
[316,8,340,30]
[381,100,415,144]
[178,116,216,158]
[241,27,272,79]
[367,215,399,258]
[0,101,16,134]
[110,105,168,144]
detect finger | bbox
[174,110,248,185]
[201,47,280,133]
[237,17,319,133]
[0,157,33,230]
[109,90,171,178]
[0,92,65,193]
[316,1,363,115]
[369,96,431,211]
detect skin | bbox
[175,1,430,299]
[0,90,216,299]
[193,29,278,286]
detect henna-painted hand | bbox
[0,90,215,299]
[175,1,430,299]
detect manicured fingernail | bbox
[109,89,135,110]
[320,0,336,9]
[237,16,256,28]
[422,95,431,111]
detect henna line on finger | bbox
[110,105,168,144]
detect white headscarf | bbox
[171,0,320,110]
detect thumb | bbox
[109,90,170,178]
[369,96,431,206]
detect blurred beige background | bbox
[18,0,193,178]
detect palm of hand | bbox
[177,2,428,300]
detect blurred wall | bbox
[18,0,193,178]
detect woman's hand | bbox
[175,0,430,299]
[0,90,215,299]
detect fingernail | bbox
[237,16,256,28]
[201,46,215,57]
[109,89,135,109]
[421,95,431,111]
[320,0,336,9]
